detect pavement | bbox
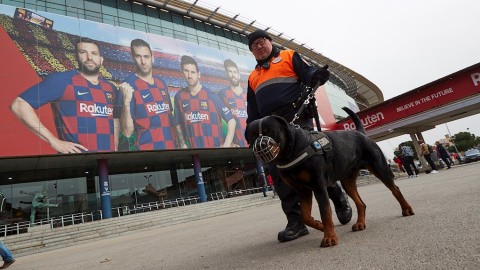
[12,162,480,270]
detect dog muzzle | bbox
[252,118,279,164]
[253,136,279,164]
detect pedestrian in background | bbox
[435,141,451,169]
[400,143,419,178]
[0,240,15,269]
[419,140,438,174]
[267,174,278,198]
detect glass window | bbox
[159,9,171,22]
[171,13,183,25]
[2,0,24,7]
[85,10,102,23]
[204,23,215,34]
[183,17,194,28]
[146,5,158,19]
[66,0,85,19]
[214,26,224,37]
[194,20,205,32]
[46,0,66,15]
[224,30,233,40]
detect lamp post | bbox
[445,123,461,159]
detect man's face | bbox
[251,38,273,61]
[182,63,200,87]
[132,46,153,76]
[225,66,240,87]
[76,42,103,75]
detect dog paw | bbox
[320,237,338,247]
[402,208,415,216]
[352,223,366,231]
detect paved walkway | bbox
[13,163,480,270]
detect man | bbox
[400,143,419,177]
[10,37,119,153]
[245,30,352,242]
[218,59,248,147]
[174,55,236,148]
[435,141,451,169]
[117,39,176,150]
[0,240,14,269]
[419,140,438,173]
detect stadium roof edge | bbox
[140,0,383,108]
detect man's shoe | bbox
[431,170,438,174]
[0,259,15,269]
[329,186,352,225]
[277,222,309,242]
[335,198,352,225]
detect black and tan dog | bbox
[245,107,414,247]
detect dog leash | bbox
[290,80,322,128]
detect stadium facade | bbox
[0,0,382,226]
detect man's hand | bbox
[119,82,134,104]
[308,65,330,87]
[50,138,88,153]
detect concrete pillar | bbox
[192,154,207,202]
[98,158,112,219]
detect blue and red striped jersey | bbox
[218,87,248,147]
[19,70,118,152]
[117,74,176,150]
[174,87,233,148]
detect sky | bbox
[202,0,480,159]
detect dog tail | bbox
[342,107,366,135]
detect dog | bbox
[245,107,414,247]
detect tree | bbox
[448,132,478,152]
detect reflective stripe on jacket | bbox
[246,50,315,123]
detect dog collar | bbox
[276,132,331,170]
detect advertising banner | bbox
[0,5,257,157]
[338,68,480,131]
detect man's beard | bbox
[78,61,101,75]
[229,78,240,87]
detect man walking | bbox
[400,143,419,177]
[435,141,451,169]
[245,30,352,242]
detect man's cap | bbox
[248,30,272,50]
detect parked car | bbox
[359,169,369,176]
[464,149,480,163]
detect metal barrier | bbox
[0,212,97,237]
[1,188,268,237]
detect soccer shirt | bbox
[218,87,248,147]
[19,70,118,152]
[174,87,233,148]
[117,74,176,150]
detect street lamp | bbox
[445,123,461,159]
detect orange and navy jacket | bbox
[246,50,316,124]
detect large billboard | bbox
[0,4,337,158]
[0,5,261,157]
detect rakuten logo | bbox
[79,103,112,117]
[231,108,247,118]
[343,112,384,130]
[146,103,170,114]
[471,73,480,86]
[185,112,209,123]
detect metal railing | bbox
[0,188,269,237]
